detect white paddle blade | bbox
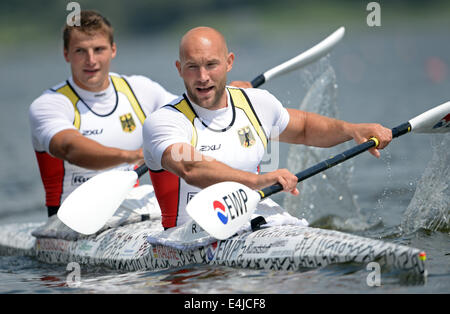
[57,170,138,235]
[410,101,450,133]
[264,26,345,81]
[186,182,261,240]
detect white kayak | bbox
[0,214,427,277]
[26,101,447,279]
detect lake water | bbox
[0,21,449,295]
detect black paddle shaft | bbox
[136,121,411,198]
[259,122,412,199]
[251,74,266,88]
[135,163,149,178]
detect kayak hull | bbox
[0,221,427,276]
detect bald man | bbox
[143,26,392,229]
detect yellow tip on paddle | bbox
[419,252,427,261]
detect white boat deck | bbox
[0,219,427,277]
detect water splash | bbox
[375,151,392,212]
[283,58,368,231]
[401,134,450,233]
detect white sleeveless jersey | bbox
[60,78,145,198]
[29,73,176,215]
[176,91,267,226]
[144,87,290,228]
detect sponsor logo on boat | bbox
[78,241,93,252]
[242,241,271,255]
[213,189,249,225]
[215,239,245,261]
[206,242,218,261]
[152,245,179,261]
[432,113,450,130]
[36,238,70,252]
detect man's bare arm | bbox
[49,129,143,170]
[161,143,299,194]
[278,109,392,158]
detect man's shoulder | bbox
[30,81,74,109]
[166,95,187,106]
[112,72,176,104]
[112,72,158,88]
[227,86,274,98]
[145,97,190,124]
[151,96,186,115]
[35,79,72,98]
[49,80,69,91]
[227,86,279,107]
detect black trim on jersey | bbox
[148,168,165,173]
[66,79,119,117]
[162,103,175,110]
[182,93,199,117]
[167,102,185,115]
[183,92,236,133]
[120,76,147,120]
[239,88,269,143]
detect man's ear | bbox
[111,42,117,59]
[63,47,70,63]
[226,52,235,72]
[175,60,182,76]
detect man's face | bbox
[64,29,116,92]
[176,39,234,110]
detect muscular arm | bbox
[161,143,299,194]
[278,109,392,157]
[49,129,143,170]
[279,109,352,146]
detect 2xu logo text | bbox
[214,189,248,225]
[82,129,103,136]
[199,144,221,152]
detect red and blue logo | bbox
[206,242,218,261]
[433,113,450,130]
[213,200,228,224]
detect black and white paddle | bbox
[186,102,450,239]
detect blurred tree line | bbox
[0,0,446,44]
[1,0,269,41]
